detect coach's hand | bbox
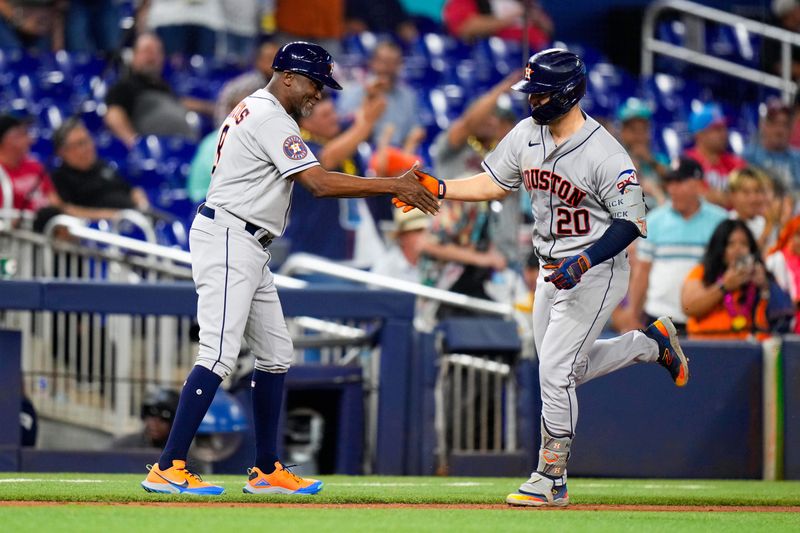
[392,168,446,213]
[392,166,441,215]
[543,253,591,290]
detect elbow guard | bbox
[605,171,647,237]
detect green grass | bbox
[1,474,799,532]
[3,507,800,533]
[0,474,799,506]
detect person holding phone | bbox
[681,219,771,339]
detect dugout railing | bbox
[0,214,527,474]
[642,0,800,103]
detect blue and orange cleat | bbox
[141,460,224,495]
[644,316,689,387]
[243,462,323,495]
[506,473,569,508]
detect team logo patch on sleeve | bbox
[616,169,640,193]
[283,135,308,160]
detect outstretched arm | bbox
[426,171,510,202]
[293,165,440,215]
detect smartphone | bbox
[735,254,755,271]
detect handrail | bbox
[113,209,158,243]
[42,214,308,289]
[642,0,799,102]
[280,253,513,316]
[0,165,14,215]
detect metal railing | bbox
[280,253,514,317]
[0,216,367,436]
[434,353,517,472]
[642,0,800,102]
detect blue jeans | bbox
[156,25,217,58]
[65,0,122,54]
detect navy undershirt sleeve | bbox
[584,219,641,266]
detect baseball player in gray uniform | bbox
[401,49,689,507]
[141,41,439,496]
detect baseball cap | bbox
[392,208,430,234]
[760,96,790,121]
[773,0,800,17]
[616,97,653,123]
[0,113,32,141]
[688,103,727,135]
[663,157,704,182]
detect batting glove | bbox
[393,169,446,212]
[543,253,591,290]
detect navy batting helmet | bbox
[272,41,342,91]
[512,48,586,125]
[141,389,180,422]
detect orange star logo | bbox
[525,66,533,80]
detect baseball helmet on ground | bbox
[141,388,180,422]
[272,41,342,90]
[512,48,586,125]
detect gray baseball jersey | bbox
[482,114,646,262]
[191,88,318,380]
[477,112,660,464]
[206,88,320,236]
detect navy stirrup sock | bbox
[251,369,286,472]
[158,366,222,470]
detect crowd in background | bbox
[4,0,800,341]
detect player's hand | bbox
[393,166,440,215]
[392,168,446,213]
[543,253,592,290]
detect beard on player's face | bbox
[292,75,323,118]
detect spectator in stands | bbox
[371,208,431,283]
[275,0,344,57]
[763,0,800,80]
[366,123,425,226]
[684,102,746,207]
[728,167,773,253]
[104,33,213,148]
[345,0,417,42]
[400,0,445,25]
[214,41,279,126]
[221,0,261,62]
[112,389,179,449]
[0,114,60,217]
[616,98,669,207]
[621,158,728,333]
[64,0,121,55]
[50,118,149,220]
[744,97,800,191]
[0,0,63,52]
[765,214,800,333]
[430,72,522,268]
[443,0,552,49]
[682,220,771,339]
[138,0,223,58]
[282,92,387,260]
[337,40,422,148]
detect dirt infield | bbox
[2,501,798,512]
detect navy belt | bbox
[198,204,273,248]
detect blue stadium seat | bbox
[656,19,686,47]
[95,132,129,166]
[551,41,605,67]
[585,63,636,118]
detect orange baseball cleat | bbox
[141,460,224,495]
[243,462,323,495]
